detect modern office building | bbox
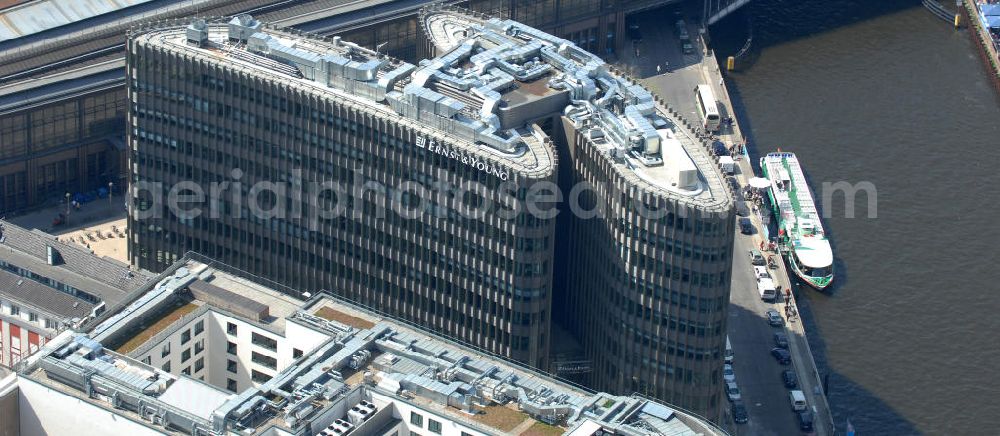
[127,9,733,419]
[0,0,697,216]
[127,14,558,368]
[0,220,152,369]
[0,255,727,436]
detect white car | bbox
[723,364,736,383]
[753,265,770,280]
[725,381,742,402]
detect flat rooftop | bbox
[421,8,731,209]
[99,258,306,356]
[135,10,728,207]
[17,255,726,436]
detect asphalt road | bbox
[726,229,806,436]
[617,5,819,434]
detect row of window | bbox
[409,411,443,434]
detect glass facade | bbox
[127,30,557,366]
[0,89,126,213]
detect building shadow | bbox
[726,301,921,435]
[791,285,921,435]
[708,0,922,70]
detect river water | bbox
[710,1,1000,434]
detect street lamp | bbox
[108,182,114,210]
[65,192,71,216]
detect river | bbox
[710,0,1000,434]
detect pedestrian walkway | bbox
[6,197,128,263]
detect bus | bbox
[694,84,721,132]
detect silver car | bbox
[725,381,742,402]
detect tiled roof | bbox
[0,267,94,319]
[0,220,151,293]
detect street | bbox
[615,4,831,434]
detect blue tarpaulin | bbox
[981,4,1000,17]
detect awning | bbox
[748,177,770,189]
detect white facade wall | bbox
[137,310,329,393]
[18,376,168,436]
[369,391,490,436]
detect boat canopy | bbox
[793,237,833,269]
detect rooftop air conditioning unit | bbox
[347,406,365,425]
[358,400,377,413]
[329,419,353,435]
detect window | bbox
[227,359,238,373]
[410,411,423,427]
[251,370,271,383]
[194,338,205,354]
[194,357,204,372]
[142,356,152,365]
[252,351,277,369]
[182,366,191,375]
[162,361,171,372]
[251,332,277,351]
[161,343,171,358]
[227,378,238,392]
[428,419,441,434]
[194,320,204,335]
[29,312,37,322]
[181,329,191,344]
[293,348,303,359]
[44,318,54,329]
[227,341,237,355]
[10,305,19,315]
[182,348,191,362]
[227,322,238,335]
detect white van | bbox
[789,390,807,411]
[757,276,777,302]
[694,85,721,132]
[719,155,735,175]
[725,336,734,364]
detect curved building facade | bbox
[419,8,735,420]
[126,16,557,367]
[128,8,733,420]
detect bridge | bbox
[703,0,752,25]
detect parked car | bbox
[789,389,807,412]
[773,332,789,349]
[723,364,736,383]
[782,369,798,388]
[725,381,742,402]
[748,249,766,266]
[771,347,791,365]
[797,410,815,432]
[739,217,754,234]
[731,401,749,424]
[753,265,771,280]
[765,309,784,327]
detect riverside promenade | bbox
[964,0,1000,94]
[616,5,835,435]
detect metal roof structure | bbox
[17,256,728,436]
[0,0,158,42]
